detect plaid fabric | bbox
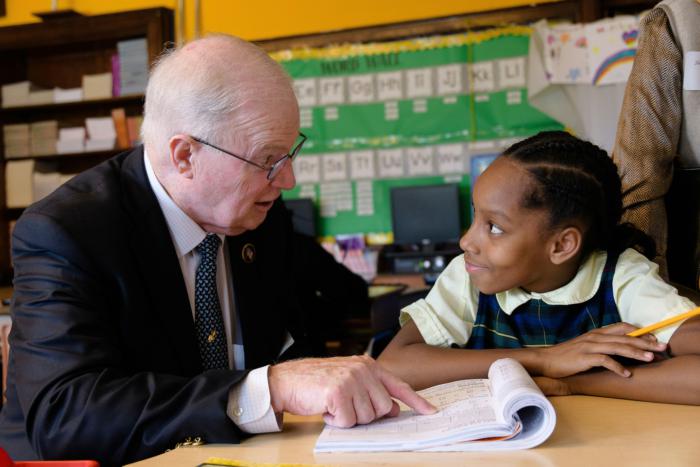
[466,252,621,349]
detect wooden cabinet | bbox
[0,8,173,283]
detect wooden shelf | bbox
[4,148,128,162]
[0,95,144,115]
[0,8,174,284]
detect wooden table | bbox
[126,396,700,466]
[374,273,426,293]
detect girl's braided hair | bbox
[502,131,655,260]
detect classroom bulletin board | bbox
[273,26,563,240]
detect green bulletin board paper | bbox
[274,28,563,239]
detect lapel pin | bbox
[241,243,256,263]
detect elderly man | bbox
[0,35,434,465]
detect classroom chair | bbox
[367,287,429,358]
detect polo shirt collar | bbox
[496,250,608,314]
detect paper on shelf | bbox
[29,121,58,157]
[57,140,85,154]
[54,87,83,103]
[85,138,116,151]
[58,127,86,141]
[82,72,113,100]
[6,160,35,208]
[28,89,55,105]
[3,124,30,159]
[57,126,86,154]
[1,81,30,108]
[85,117,116,139]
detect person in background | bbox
[0,34,434,466]
[612,0,700,286]
[379,131,700,404]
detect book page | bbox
[489,357,542,406]
[315,359,556,452]
[315,378,515,452]
[487,358,557,451]
[420,359,556,452]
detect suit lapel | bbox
[120,148,201,375]
[227,229,285,369]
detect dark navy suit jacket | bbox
[0,147,309,465]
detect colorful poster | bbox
[586,16,639,85]
[542,23,590,84]
[540,16,639,86]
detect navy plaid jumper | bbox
[466,252,621,349]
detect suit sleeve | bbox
[612,9,682,279]
[10,211,246,465]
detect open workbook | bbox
[314,358,556,452]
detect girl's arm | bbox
[536,316,700,405]
[378,320,539,389]
[378,319,665,390]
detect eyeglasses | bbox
[191,132,307,181]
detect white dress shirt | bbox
[144,152,281,433]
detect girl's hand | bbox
[538,322,666,378]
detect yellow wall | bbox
[0,0,557,41]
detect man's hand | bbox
[268,355,437,428]
[538,322,666,378]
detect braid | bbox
[503,131,655,259]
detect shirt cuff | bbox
[227,365,283,433]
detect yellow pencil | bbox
[627,306,700,337]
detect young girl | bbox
[378,131,700,405]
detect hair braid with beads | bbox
[502,131,655,260]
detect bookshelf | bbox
[0,8,174,284]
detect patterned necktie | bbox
[194,234,228,370]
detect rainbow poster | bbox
[586,16,639,85]
[539,15,639,86]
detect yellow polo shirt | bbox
[400,248,697,347]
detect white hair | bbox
[141,34,295,151]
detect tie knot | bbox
[196,234,221,259]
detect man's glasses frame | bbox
[191,132,307,181]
